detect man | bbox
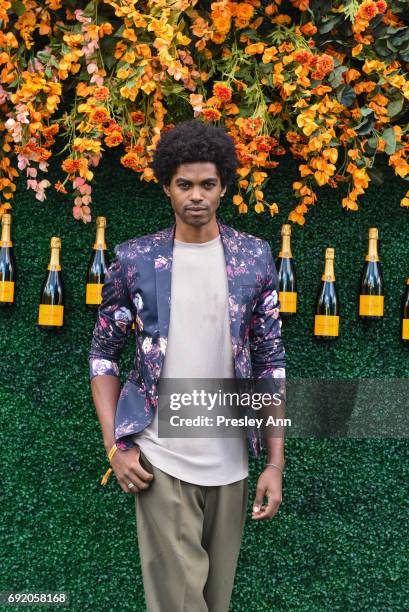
[89,119,286,612]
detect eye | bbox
[204,183,215,189]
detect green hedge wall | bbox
[1,149,408,611]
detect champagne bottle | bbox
[358,228,384,319]
[86,216,109,309]
[401,279,409,342]
[314,247,340,339]
[276,224,297,317]
[37,237,65,329]
[0,213,16,307]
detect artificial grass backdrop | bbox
[1,149,408,611]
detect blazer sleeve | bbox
[88,246,134,381]
[249,240,286,378]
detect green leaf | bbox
[239,29,260,41]
[382,127,397,155]
[83,1,95,18]
[318,15,342,34]
[364,135,378,156]
[11,0,26,16]
[387,96,404,118]
[360,106,374,117]
[343,0,360,22]
[113,25,125,38]
[354,110,375,136]
[328,65,347,88]
[367,167,384,187]
[336,84,356,108]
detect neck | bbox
[174,216,220,243]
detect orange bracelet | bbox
[100,443,118,486]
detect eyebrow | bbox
[175,177,218,183]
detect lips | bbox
[186,207,207,212]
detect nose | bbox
[190,185,204,202]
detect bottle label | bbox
[359,295,384,316]
[86,283,104,304]
[0,281,14,302]
[402,319,409,340]
[279,291,297,313]
[38,304,64,326]
[314,315,339,336]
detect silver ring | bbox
[127,482,135,489]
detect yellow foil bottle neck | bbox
[93,224,106,250]
[1,221,12,247]
[279,234,292,258]
[48,246,61,271]
[321,258,335,281]
[365,236,379,262]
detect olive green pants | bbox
[135,450,248,612]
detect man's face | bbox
[163,162,227,228]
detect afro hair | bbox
[151,119,240,188]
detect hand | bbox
[251,466,283,520]
[110,444,154,494]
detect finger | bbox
[252,487,266,514]
[131,462,154,483]
[252,497,281,520]
[123,473,151,491]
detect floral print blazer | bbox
[89,218,286,459]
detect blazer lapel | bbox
[217,220,243,358]
[154,219,243,374]
[154,223,175,345]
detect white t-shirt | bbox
[132,233,248,485]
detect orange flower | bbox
[202,107,222,122]
[121,152,144,172]
[317,54,334,75]
[268,102,282,115]
[213,81,232,102]
[236,117,263,138]
[300,22,317,36]
[105,131,123,147]
[62,158,80,173]
[288,210,305,225]
[400,190,409,208]
[94,87,110,101]
[54,181,67,194]
[293,50,312,64]
[358,1,378,20]
[130,111,145,125]
[245,42,265,55]
[90,107,110,123]
[342,196,358,211]
[211,1,232,36]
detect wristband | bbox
[265,462,284,474]
[100,443,118,486]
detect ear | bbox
[163,184,170,198]
[221,187,227,198]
